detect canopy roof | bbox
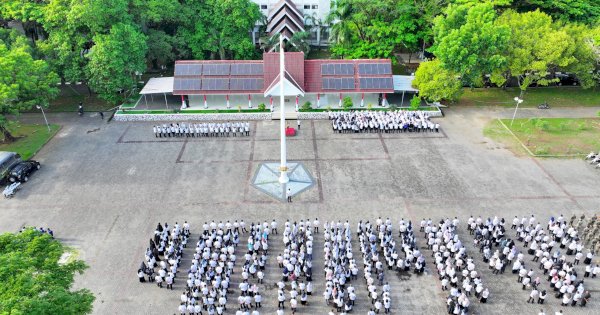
[393,75,419,92]
[140,77,174,95]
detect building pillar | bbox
[361,93,364,107]
[181,95,186,109]
[316,93,320,108]
[204,95,208,109]
[295,95,299,112]
[339,93,342,107]
[248,94,252,108]
[226,95,230,109]
[383,93,387,107]
[270,96,274,112]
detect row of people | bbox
[323,221,357,314]
[177,221,240,315]
[424,218,488,314]
[139,222,190,290]
[358,220,392,314]
[329,110,440,133]
[512,215,594,308]
[153,122,251,138]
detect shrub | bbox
[258,103,266,111]
[558,122,569,131]
[302,101,312,110]
[535,119,549,131]
[237,105,242,112]
[535,146,549,155]
[410,95,421,110]
[389,104,398,111]
[577,122,587,131]
[325,105,332,111]
[367,104,373,110]
[342,96,353,110]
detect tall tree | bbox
[0,229,94,314]
[327,0,421,59]
[0,32,58,142]
[179,0,261,60]
[432,2,510,87]
[86,23,147,104]
[509,0,600,25]
[412,58,462,102]
[491,10,576,95]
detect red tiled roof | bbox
[172,54,394,95]
[263,52,305,92]
[304,59,394,93]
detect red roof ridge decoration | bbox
[266,0,305,42]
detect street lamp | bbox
[36,105,51,132]
[511,96,523,126]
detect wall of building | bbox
[254,0,331,21]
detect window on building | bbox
[304,5,310,9]
[261,5,267,9]
[312,5,318,9]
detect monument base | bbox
[251,162,315,201]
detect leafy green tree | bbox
[509,0,600,25]
[561,23,600,89]
[0,0,46,44]
[412,59,462,102]
[432,2,510,87]
[287,31,311,55]
[179,0,261,60]
[0,229,94,314]
[327,0,421,59]
[0,34,59,142]
[87,23,147,104]
[410,95,421,110]
[146,29,176,69]
[492,10,576,95]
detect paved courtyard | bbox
[1,107,599,315]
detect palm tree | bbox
[326,0,353,48]
[305,13,325,50]
[286,31,311,55]
[260,33,280,52]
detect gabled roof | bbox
[264,71,305,97]
[266,0,305,38]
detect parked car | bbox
[0,151,22,185]
[9,160,40,183]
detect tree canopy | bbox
[0,229,94,314]
[0,30,58,141]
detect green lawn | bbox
[484,118,600,156]
[0,124,61,160]
[458,87,600,108]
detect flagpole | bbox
[278,35,289,184]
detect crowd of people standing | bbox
[329,110,439,133]
[153,122,250,138]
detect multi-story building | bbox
[251,0,331,47]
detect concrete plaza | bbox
[1,107,599,314]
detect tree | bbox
[146,29,176,69]
[491,10,576,95]
[0,229,94,314]
[432,2,510,87]
[86,23,147,104]
[305,12,325,50]
[509,0,600,25]
[0,33,58,142]
[287,31,311,55]
[412,59,462,102]
[179,0,261,60]
[561,23,600,89]
[327,0,421,59]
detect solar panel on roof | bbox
[174,64,187,76]
[358,63,392,75]
[188,64,202,75]
[359,77,393,89]
[203,64,230,75]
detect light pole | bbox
[510,96,523,126]
[36,105,50,132]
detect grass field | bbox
[484,118,600,156]
[459,87,600,108]
[0,124,61,160]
